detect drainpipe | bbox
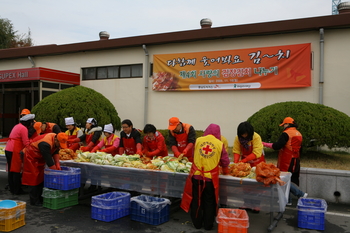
[142,44,149,125]
[319,28,324,105]
[28,56,35,68]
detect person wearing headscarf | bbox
[22,132,68,206]
[64,117,83,151]
[181,123,230,231]
[5,114,35,195]
[91,123,120,155]
[142,124,168,159]
[68,118,102,152]
[262,117,307,204]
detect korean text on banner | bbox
[152,43,311,91]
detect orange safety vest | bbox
[22,133,58,186]
[181,135,222,213]
[170,123,193,161]
[43,122,57,134]
[277,127,302,172]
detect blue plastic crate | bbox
[91,192,130,222]
[297,198,327,231]
[44,166,81,190]
[130,195,171,225]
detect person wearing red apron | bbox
[68,118,102,152]
[262,117,307,204]
[69,118,102,192]
[232,121,265,212]
[22,132,67,206]
[119,119,142,155]
[142,124,168,159]
[5,114,35,195]
[34,121,61,135]
[181,124,230,231]
[64,117,83,152]
[168,117,196,162]
[91,123,120,155]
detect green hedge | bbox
[247,101,350,151]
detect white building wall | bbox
[0,29,349,145]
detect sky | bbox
[2,0,337,46]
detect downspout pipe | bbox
[142,44,149,125]
[319,28,324,105]
[28,56,35,68]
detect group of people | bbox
[5,109,306,230]
[180,117,307,231]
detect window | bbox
[82,64,143,80]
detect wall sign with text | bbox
[152,43,311,91]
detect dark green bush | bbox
[247,101,350,151]
[32,86,121,131]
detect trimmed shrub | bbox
[248,101,350,151]
[32,86,121,131]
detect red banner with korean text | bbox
[152,43,311,91]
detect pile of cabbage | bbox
[74,151,192,173]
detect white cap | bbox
[86,118,94,124]
[103,123,114,133]
[20,114,35,121]
[65,117,75,125]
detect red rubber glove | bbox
[240,153,257,163]
[171,146,181,157]
[234,153,241,163]
[222,167,230,175]
[52,153,61,170]
[136,143,143,156]
[262,142,273,149]
[100,146,116,153]
[68,138,80,143]
[91,146,100,153]
[119,147,125,155]
[49,165,59,170]
[182,143,193,155]
[81,142,95,152]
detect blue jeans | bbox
[289,183,305,202]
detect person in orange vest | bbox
[68,118,102,152]
[262,117,307,205]
[180,123,230,231]
[119,119,143,155]
[64,117,82,152]
[34,121,61,135]
[22,132,68,206]
[91,123,120,155]
[5,114,35,195]
[168,117,196,162]
[142,124,168,159]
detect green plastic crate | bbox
[42,188,79,210]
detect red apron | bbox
[22,134,57,186]
[123,137,136,155]
[241,143,265,167]
[66,129,80,151]
[144,134,168,158]
[102,135,119,155]
[174,133,193,162]
[180,163,220,213]
[85,134,100,146]
[9,138,24,173]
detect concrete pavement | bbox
[1,171,350,233]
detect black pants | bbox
[5,150,23,195]
[29,182,44,205]
[190,177,216,231]
[289,158,301,186]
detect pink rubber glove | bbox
[262,142,273,149]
